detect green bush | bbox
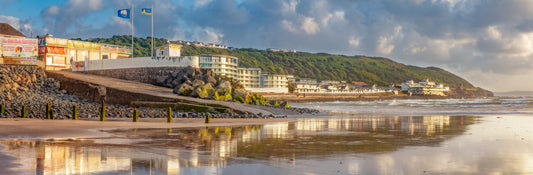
[234,96,246,104]
[214,92,220,101]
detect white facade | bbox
[72,56,199,71]
[199,55,238,79]
[401,79,450,96]
[156,44,181,57]
[238,68,261,88]
[292,82,321,93]
[261,74,289,89]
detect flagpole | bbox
[131,4,134,58]
[151,5,154,58]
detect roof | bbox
[352,81,368,85]
[0,23,25,37]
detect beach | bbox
[1,97,533,174]
[0,118,295,140]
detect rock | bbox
[30,74,37,82]
[206,76,217,85]
[177,83,194,96]
[18,86,28,92]
[192,79,205,88]
[170,72,179,78]
[171,79,181,87]
[12,82,20,90]
[4,83,12,90]
[216,81,232,95]
[53,81,60,89]
[155,76,166,85]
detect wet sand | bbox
[0,118,295,140]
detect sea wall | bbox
[72,56,199,72]
[86,67,190,85]
[45,71,173,105]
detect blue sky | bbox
[2,0,533,92]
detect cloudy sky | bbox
[1,0,533,92]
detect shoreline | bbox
[0,118,296,140]
[0,117,293,174]
[261,93,492,103]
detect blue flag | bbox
[141,8,152,15]
[118,9,130,18]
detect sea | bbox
[1,96,533,174]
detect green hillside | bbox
[179,45,474,89]
[78,35,475,89]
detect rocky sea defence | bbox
[1,65,316,119]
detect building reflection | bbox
[2,115,472,174]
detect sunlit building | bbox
[199,54,238,79]
[237,68,262,88]
[37,34,132,70]
[0,23,38,65]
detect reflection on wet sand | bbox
[1,116,475,174]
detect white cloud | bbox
[377,36,395,55]
[486,26,502,40]
[0,15,33,35]
[195,0,214,7]
[301,17,319,35]
[44,5,60,16]
[281,0,299,15]
[192,28,223,44]
[349,37,360,47]
[281,19,297,33]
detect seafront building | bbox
[238,68,262,88]
[37,34,132,70]
[0,23,38,65]
[72,44,290,93]
[199,55,239,79]
[261,73,289,89]
[401,79,450,96]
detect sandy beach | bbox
[0,118,295,140]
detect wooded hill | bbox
[77,35,477,89]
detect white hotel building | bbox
[199,55,239,79]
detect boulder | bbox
[233,89,250,103]
[178,75,189,84]
[177,83,193,96]
[18,86,28,92]
[206,76,217,85]
[171,79,181,87]
[192,79,205,88]
[216,81,232,95]
[12,82,20,90]
[170,72,179,79]
[203,83,215,97]
[155,76,166,85]
[191,83,214,98]
[30,74,37,82]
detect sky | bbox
[1,0,533,92]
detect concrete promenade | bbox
[49,71,273,115]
